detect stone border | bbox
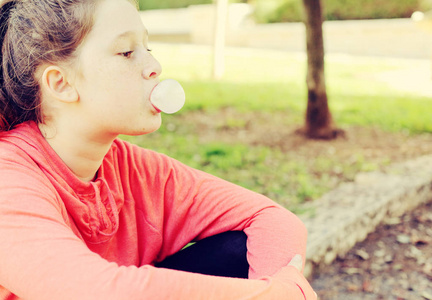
[300,155,432,278]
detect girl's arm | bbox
[146,152,308,279]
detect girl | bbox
[0,0,316,299]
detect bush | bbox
[250,0,432,23]
[138,0,245,10]
[138,0,211,10]
[251,0,303,23]
[325,0,419,20]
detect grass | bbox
[156,44,432,132]
[122,43,432,212]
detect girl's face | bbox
[71,0,162,139]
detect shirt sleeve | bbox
[146,152,308,279]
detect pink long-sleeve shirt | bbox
[0,121,309,299]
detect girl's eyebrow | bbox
[112,29,149,43]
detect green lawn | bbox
[156,44,431,132]
[122,43,432,212]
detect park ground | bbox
[312,200,432,299]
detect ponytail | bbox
[0,0,16,131]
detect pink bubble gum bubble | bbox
[150,79,185,114]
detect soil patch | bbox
[179,109,432,168]
[311,201,432,300]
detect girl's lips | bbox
[151,103,161,113]
[149,83,161,113]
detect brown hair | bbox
[0,0,99,131]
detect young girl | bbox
[0,0,316,299]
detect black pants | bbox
[155,231,249,278]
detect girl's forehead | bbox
[91,0,146,39]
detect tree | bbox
[300,0,343,139]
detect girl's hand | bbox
[287,254,304,272]
[275,254,318,299]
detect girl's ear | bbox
[41,66,79,103]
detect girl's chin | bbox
[127,121,162,136]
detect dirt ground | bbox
[180,109,432,299]
[311,200,432,300]
[181,109,432,164]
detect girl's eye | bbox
[119,49,151,58]
[120,51,133,58]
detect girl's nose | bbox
[143,56,162,80]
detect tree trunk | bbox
[301,0,342,139]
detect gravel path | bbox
[311,200,432,300]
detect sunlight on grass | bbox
[152,43,431,132]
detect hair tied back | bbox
[0,0,16,44]
[0,0,16,130]
[1,0,16,78]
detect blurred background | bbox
[127,0,432,207]
[124,2,432,297]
